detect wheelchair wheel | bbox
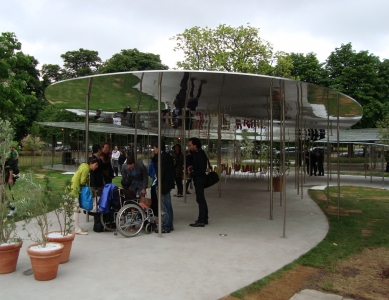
[100,212,116,231]
[116,203,145,237]
[144,222,152,234]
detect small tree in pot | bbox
[19,173,64,280]
[47,180,76,263]
[0,119,23,274]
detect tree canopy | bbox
[99,48,168,73]
[0,32,38,122]
[288,52,324,84]
[323,43,388,128]
[60,48,102,78]
[171,24,274,74]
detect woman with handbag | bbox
[69,157,99,235]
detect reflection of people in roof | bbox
[94,109,102,120]
[122,105,132,117]
[173,72,189,110]
[187,79,206,111]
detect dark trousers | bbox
[310,163,317,176]
[150,185,158,215]
[113,167,118,177]
[186,178,192,191]
[175,176,183,195]
[194,176,208,223]
[318,163,324,176]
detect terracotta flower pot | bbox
[272,177,285,192]
[0,241,23,274]
[46,231,75,264]
[27,242,64,281]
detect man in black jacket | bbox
[188,137,208,227]
[152,139,175,233]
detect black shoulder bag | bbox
[204,158,220,189]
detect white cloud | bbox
[1,0,388,71]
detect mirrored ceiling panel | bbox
[44,71,363,141]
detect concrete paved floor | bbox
[1,171,386,300]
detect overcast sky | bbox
[1,0,388,70]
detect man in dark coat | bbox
[152,139,175,233]
[173,144,184,197]
[188,137,208,227]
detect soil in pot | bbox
[46,231,75,264]
[27,242,64,281]
[0,241,23,274]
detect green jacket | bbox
[70,163,90,197]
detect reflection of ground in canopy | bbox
[45,73,159,112]
[307,85,362,117]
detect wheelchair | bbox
[99,186,156,237]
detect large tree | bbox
[99,48,168,73]
[171,24,274,74]
[12,51,48,140]
[323,43,387,128]
[60,48,102,78]
[0,32,37,122]
[289,52,325,84]
[41,64,65,88]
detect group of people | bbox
[303,148,325,176]
[70,137,210,235]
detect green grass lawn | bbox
[45,73,158,112]
[231,185,389,298]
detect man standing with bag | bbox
[188,137,208,227]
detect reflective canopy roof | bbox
[44,71,363,141]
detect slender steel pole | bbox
[299,84,304,199]
[217,75,225,197]
[157,72,163,237]
[295,83,300,195]
[85,78,93,223]
[281,80,287,238]
[326,89,330,206]
[85,78,93,163]
[337,93,340,221]
[183,73,191,203]
[134,73,144,161]
[269,81,274,220]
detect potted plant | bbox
[46,180,75,264]
[0,119,23,274]
[19,173,64,281]
[271,153,290,192]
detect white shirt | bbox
[111,150,120,160]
